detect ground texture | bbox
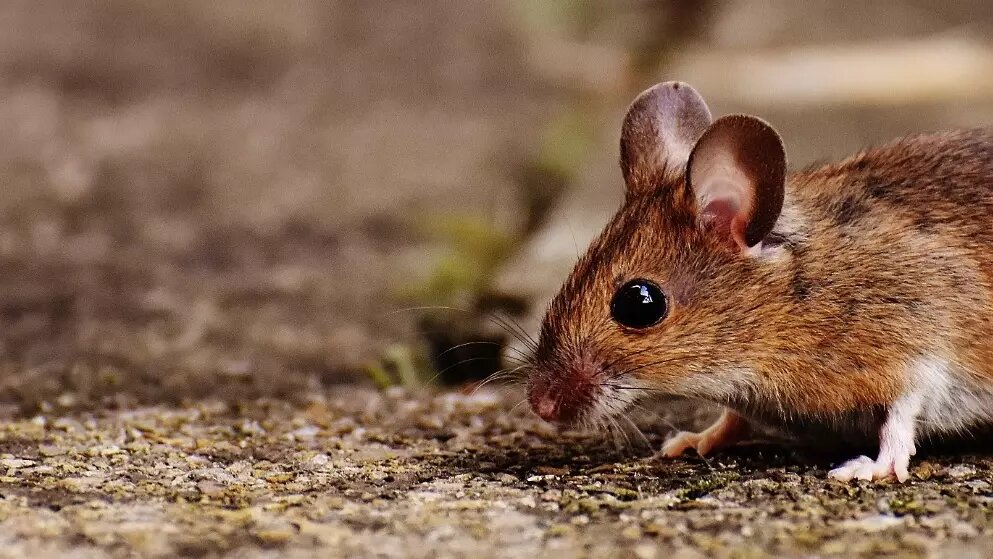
[1,389,992,558]
[3,2,993,558]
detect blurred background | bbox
[1,0,993,414]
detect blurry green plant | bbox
[364,1,712,389]
[519,106,596,235]
[398,214,517,306]
[361,215,516,389]
[362,343,426,390]
[363,7,606,389]
[363,108,597,389]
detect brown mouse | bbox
[525,81,993,482]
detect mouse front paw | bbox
[657,409,749,458]
[659,431,704,458]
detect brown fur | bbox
[529,123,993,439]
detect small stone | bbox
[947,465,976,478]
[39,445,65,457]
[495,473,517,484]
[841,514,904,532]
[309,453,330,467]
[621,525,642,540]
[517,496,537,508]
[546,524,574,538]
[950,522,979,538]
[254,528,295,546]
[0,458,36,469]
[633,543,657,559]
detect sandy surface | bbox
[0,388,991,558]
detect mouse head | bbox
[527,81,788,426]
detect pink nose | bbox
[529,359,600,424]
[532,392,559,422]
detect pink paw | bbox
[659,431,705,458]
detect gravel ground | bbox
[1,388,992,558]
[4,3,993,558]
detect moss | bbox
[889,498,926,516]
[676,473,739,501]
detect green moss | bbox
[676,473,739,500]
[888,497,925,516]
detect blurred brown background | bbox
[2,0,993,414]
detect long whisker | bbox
[628,400,680,433]
[604,417,623,453]
[611,414,634,453]
[469,365,531,396]
[509,398,530,414]
[424,356,503,385]
[488,312,539,352]
[435,341,533,364]
[621,414,653,450]
[599,384,670,393]
[386,305,539,355]
[503,313,541,352]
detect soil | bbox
[2,2,993,557]
[1,389,992,558]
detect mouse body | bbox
[526,81,993,482]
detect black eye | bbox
[610,279,667,329]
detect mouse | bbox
[525,80,993,482]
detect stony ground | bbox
[0,388,992,558]
[3,2,993,558]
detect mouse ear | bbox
[686,114,786,252]
[620,81,713,195]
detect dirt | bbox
[2,1,993,557]
[0,388,991,558]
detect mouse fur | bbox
[526,81,993,482]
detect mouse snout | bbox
[527,360,600,424]
[530,387,560,422]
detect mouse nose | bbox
[532,390,560,422]
[528,374,593,424]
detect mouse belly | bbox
[735,359,993,444]
[738,406,885,445]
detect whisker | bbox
[628,401,680,433]
[488,312,539,352]
[600,384,670,393]
[504,313,541,351]
[600,346,655,374]
[435,341,533,364]
[509,398,530,414]
[612,415,634,454]
[469,365,531,396]
[424,356,502,385]
[604,417,622,453]
[610,414,634,454]
[385,305,539,355]
[621,414,653,450]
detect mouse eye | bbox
[610,279,667,329]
